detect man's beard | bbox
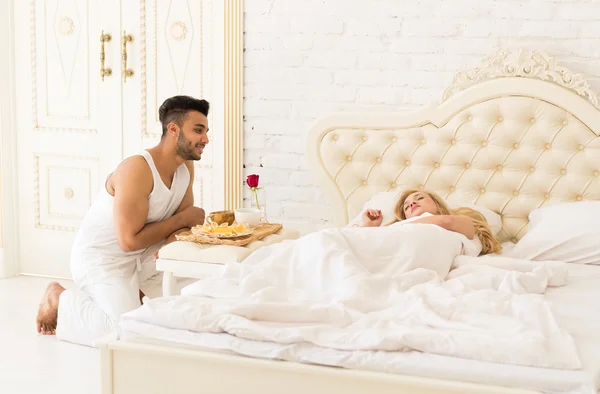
[176,132,203,161]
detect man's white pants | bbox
[55,244,171,347]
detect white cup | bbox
[234,208,262,227]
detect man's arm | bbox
[113,157,190,252]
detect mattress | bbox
[120,262,600,394]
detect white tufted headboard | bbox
[307,49,600,243]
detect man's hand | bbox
[178,206,206,228]
[362,209,383,227]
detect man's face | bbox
[175,111,209,161]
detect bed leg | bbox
[163,271,176,296]
[97,334,117,394]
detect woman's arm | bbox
[352,209,383,227]
[407,215,475,239]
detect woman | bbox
[359,189,502,256]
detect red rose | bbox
[247,174,259,188]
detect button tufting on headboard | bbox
[307,49,600,243]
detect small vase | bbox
[250,188,267,223]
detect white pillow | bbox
[509,201,600,265]
[346,191,502,235]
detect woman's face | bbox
[403,192,439,218]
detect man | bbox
[35,95,208,347]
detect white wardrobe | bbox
[1,0,243,278]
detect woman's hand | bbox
[362,209,383,227]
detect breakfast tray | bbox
[175,223,283,246]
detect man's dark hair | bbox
[158,95,210,137]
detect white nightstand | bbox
[155,227,299,296]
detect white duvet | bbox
[122,219,582,370]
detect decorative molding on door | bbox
[29,0,97,134]
[0,0,19,277]
[223,0,244,210]
[170,21,188,41]
[140,0,148,138]
[33,153,100,232]
[140,0,204,139]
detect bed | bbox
[98,48,600,394]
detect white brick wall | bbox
[242,0,600,233]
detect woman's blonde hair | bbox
[392,189,502,255]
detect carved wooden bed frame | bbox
[98,48,600,394]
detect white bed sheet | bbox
[120,261,600,394]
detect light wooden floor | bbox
[0,276,99,394]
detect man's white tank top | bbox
[71,151,190,262]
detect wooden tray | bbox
[175,223,283,246]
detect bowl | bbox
[207,210,235,225]
[234,208,262,227]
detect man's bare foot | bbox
[36,282,66,335]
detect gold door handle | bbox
[100,31,112,81]
[121,31,134,83]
